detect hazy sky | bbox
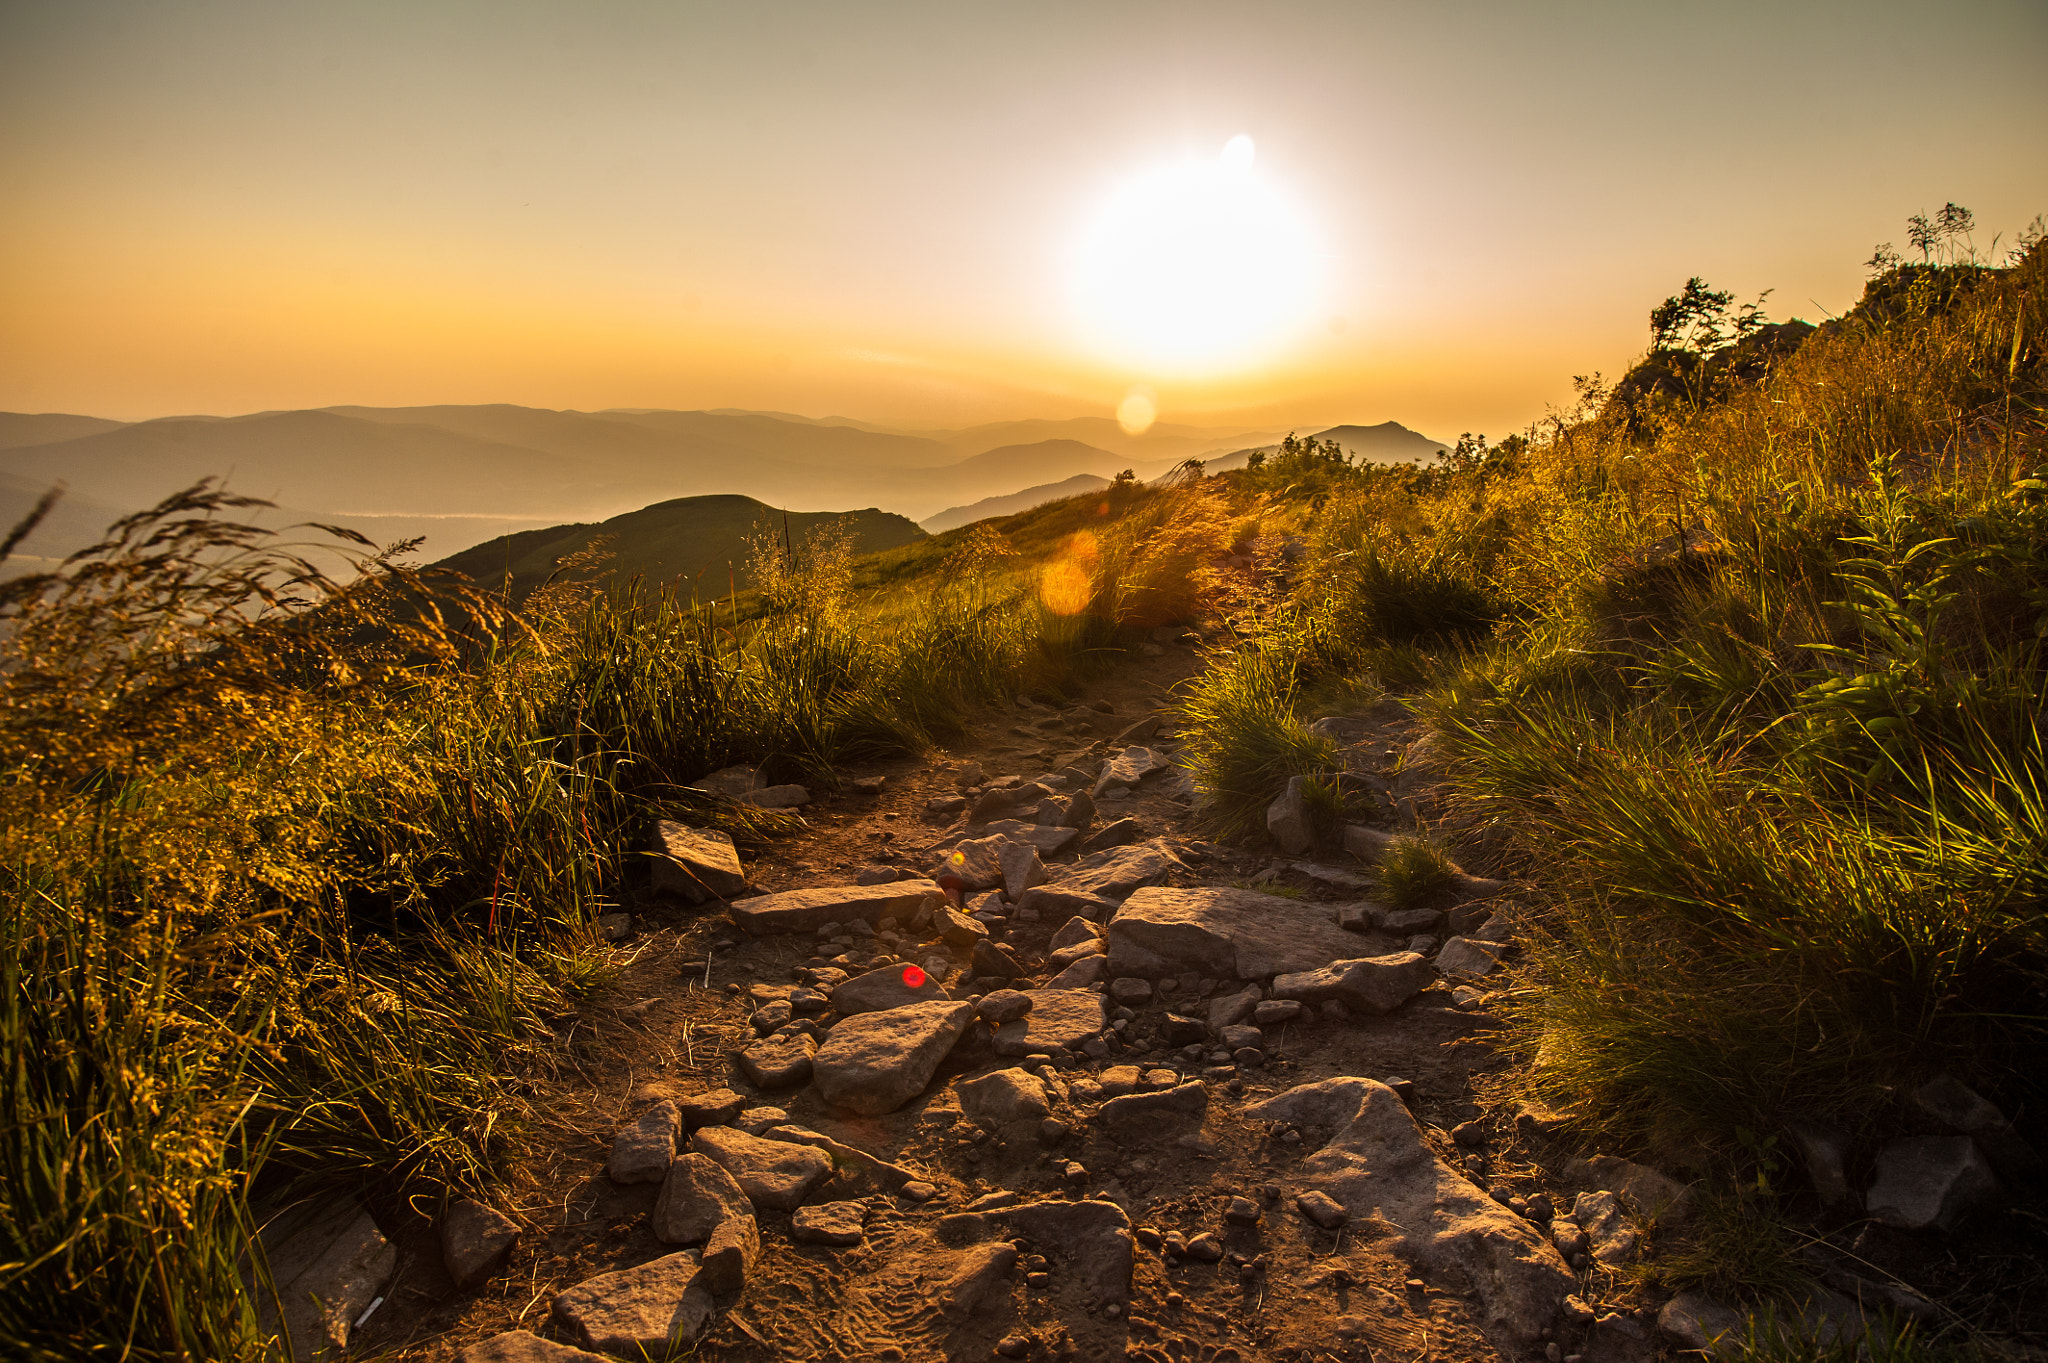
[3,0,2044,439]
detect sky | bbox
[2,0,2044,440]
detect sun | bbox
[1072,136,1320,374]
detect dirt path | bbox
[359,637,1660,1363]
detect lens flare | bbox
[1116,388,1157,435]
[1038,530,1099,616]
[902,964,927,988]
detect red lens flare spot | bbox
[902,964,927,988]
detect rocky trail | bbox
[289,635,1766,1362]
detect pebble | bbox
[1185,1233,1224,1262]
[900,1181,937,1202]
[1224,1197,1261,1224]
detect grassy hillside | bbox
[433,493,927,605]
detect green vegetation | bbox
[1170,211,2045,1337]
[0,469,1235,1356]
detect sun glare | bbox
[1073,136,1320,374]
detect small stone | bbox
[901,1181,938,1202]
[791,1201,868,1247]
[607,1101,683,1184]
[676,1089,749,1128]
[1451,1120,1487,1147]
[1184,1233,1224,1262]
[977,989,1033,1024]
[1253,999,1305,1025]
[1224,1196,1261,1224]
[734,1106,789,1135]
[995,1335,1032,1359]
[441,1199,520,1291]
[1109,977,1154,1005]
[1294,1190,1346,1229]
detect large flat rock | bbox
[455,1331,611,1363]
[687,1127,835,1211]
[727,881,941,936]
[937,1198,1134,1309]
[1052,839,1185,900]
[1246,1079,1573,1345]
[648,821,748,902]
[248,1197,394,1363]
[829,962,951,1014]
[1105,886,1372,980]
[550,1251,714,1357]
[993,989,1107,1056]
[813,1000,977,1115]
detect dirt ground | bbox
[357,636,1664,1363]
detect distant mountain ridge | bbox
[0,404,1447,561]
[432,493,925,604]
[920,472,1113,534]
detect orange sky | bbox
[3,0,2044,440]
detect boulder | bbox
[652,1153,754,1246]
[829,963,950,1014]
[957,1068,1052,1128]
[992,989,1108,1056]
[938,907,988,947]
[441,1200,519,1291]
[976,989,1033,1024]
[607,1101,683,1184]
[454,1331,610,1363]
[1271,953,1434,1015]
[1053,839,1186,900]
[648,822,748,902]
[1245,1079,1572,1344]
[550,1252,714,1357]
[813,1000,978,1115]
[1267,776,1313,855]
[727,882,942,935]
[737,1032,817,1089]
[687,1127,835,1211]
[792,1201,868,1247]
[248,1198,394,1363]
[1107,886,1371,980]
[1866,1136,2002,1232]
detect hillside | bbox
[919,472,1112,533]
[432,493,926,604]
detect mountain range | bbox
[0,404,1444,562]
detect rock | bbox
[1436,936,1507,977]
[999,841,1049,900]
[1106,886,1375,980]
[958,1068,1052,1128]
[737,1032,817,1089]
[728,882,942,936]
[1109,977,1154,1005]
[1866,1136,2002,1232]
[248,1198,394,1363]
[696,1215,761,1295]
[972,938,1024,979]
[1026,893,1119,933]
[852,775,887,795]
[1295,1190,1346,1229]
[1657,1289,1744,1354]
[1046,938,1106,971]
[940,1242,1020,1320]
[1061,789,1097,831]
[648,822,748,902]
[689,765,763,798]
[1220,1024,1264,1052]
[1378,906,1446,934]
[1225,1195,1262,1223]
[977,989,1033,1024]
[1079,817,1144,854]
[1053,839,1186,900]
[735,1106,789,1135]
[442,1200,519,1290]
[550,1252,714,1357]
[454,1331,611,1363]
[1100,1082,1208,1127]
[992,989,1108,1056]
[1569,1154,1692,1223]
[1786,1122,1854,1206]
[1114,715,1163,746]
[607,1101,682,1185]
[943,1199,1135,1309]
[1095,746,1172,794]
[927,794,967,816]
[828,962,949,1014]
[1183,1232,1225,1261]
[595,912,632,942]
[976,820,1083,856]
[1245,1079,1573,1343]
[1570,1191,1639,1265]
[1254,999,1305,1025]
[1271,954,1434,1014]
[1342,823,1400,861]
[743,783,811,809]
[652,1153,755,1246]
[936,906,988,948]
[1292,860,1374,892]
[813,1000,978,1115]
[750,1001,793,1034]
[671,1089,747,1129]
[1267,776,1314,854]
[1208,986,1261,1030]
[970,782,1052,824]
[1163,1013,1206,1045]
[1045,955,1110,989]
[759,1124,920,1191]
[1911,1075,2042,1180]
[854,865,901,885]
[687,1127,834,1211]
[792,1201,868,1246]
